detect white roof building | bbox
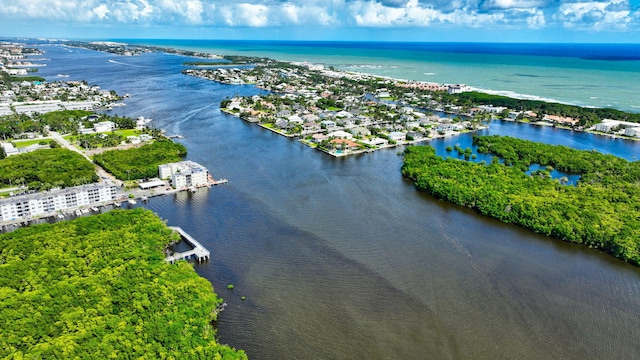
[158,161,209,189]
[0,184,117,222]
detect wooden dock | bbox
[166,226,211,263]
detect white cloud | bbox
[483,0,549,9]
[526,8,546,27]
[185,0,203,24]
[0,0,638,32]
[555,0,632,28]
[93,4,110,19]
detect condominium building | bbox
[158,161,209,189]
[0,184,117,222]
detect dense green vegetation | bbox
[75,132,124,149]
[456,91,640,125]
[0,71,45,84]
[0,148,97,190]
[0,110,137,139]
[0,209,246,359]
[94,139,187,180]
[402,136,640,265]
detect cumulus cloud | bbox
[554,0,632,28]
[0,0,637,31]
[482,0,549,9]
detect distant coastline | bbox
[115,39,640,113]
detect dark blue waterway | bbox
[33,45,640,360]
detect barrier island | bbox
[0,208,246,359]
[402,135,640,265]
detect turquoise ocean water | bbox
[126,40,640,113]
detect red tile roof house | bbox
[330,138,361,152]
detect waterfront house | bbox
[361,137,388,147]
[275,119,289,129]
[330,138,360,151]
[302,122,321,133]
[437,123,457,133]
[544,114,578,126]
[388,132,406,142]
[327,130,354,139]
[312,133,328,143]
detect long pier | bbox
[166,226,211,263]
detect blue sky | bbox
[1,0,640,42]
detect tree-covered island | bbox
[0,208,246,359]
[402,136,640,265]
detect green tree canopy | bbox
[0,209,246,359]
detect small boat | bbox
[189,187,197,193]
[81,208,89,214]
[129,199,137,205]
[57,214,65,219]
[75,209,82,216]
[141,195,148,202]
[91,207,99,212]
[114,202,121,207]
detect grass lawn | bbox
[12,139,51,148]
[0,189,16,198]
[114,129,141,137]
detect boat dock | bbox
[208,174,228,186]
[165,226,211,263]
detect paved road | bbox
[50,132,119,186]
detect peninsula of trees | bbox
[0,209,246,359]
[402,136,640,265]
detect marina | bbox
[0,178,230,232]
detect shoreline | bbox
[55,38,640,114]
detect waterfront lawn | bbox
[402,136,640,265]
[0,209,246,359]
[94,139,187,180]
[0,148,97,190]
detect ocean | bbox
[124,40,640,113]
[28,42,640,359]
